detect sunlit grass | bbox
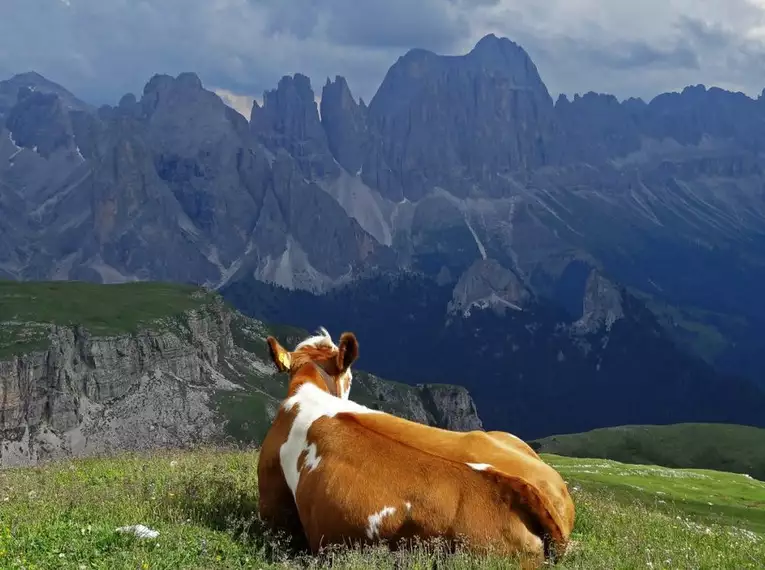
[0,449,763,569]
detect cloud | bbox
[214,88,256,118]
[473,0,765,100]
[2,0,765,111]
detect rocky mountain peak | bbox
[366,34,558,200]
[138,72,244,155]
[251,73,338,179]
[0,72,92,118]
[141,72,207,112]
[466,33,547,88]
[5,90,75,158]
[448,258,531,317]
[572,270,625,334]
[320,76,369,175]
[555,91,642,162]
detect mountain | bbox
[0,281,482,467]
[1,34,765,439]
[222,272,765,440]
[531,423,765,482]
[0,71,93,119]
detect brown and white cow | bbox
[257,328,575,567]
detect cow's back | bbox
[293,414,548,565]
[335,412,576,543]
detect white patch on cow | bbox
[467,462,492,471]
[366,506,397,539]
[339,369,353,400]
[302,441,322,472]
[280,383,383,497]
[295,327,336,351]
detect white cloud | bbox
[214,88,256,120]
[472,0,765,100]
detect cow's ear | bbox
[336,332,359,372]
[267,336,291,372]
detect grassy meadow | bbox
[0,449,763,569]
[0,280,215,358]
[532,423,765,483]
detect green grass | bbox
[532,423,765,482]
[629,288,735,363]
[0,280,215,358]
[0,449,763,569]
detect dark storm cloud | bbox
[259,0,469,50]
[2,0,765,112]
[589,39,699,70]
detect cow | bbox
[257,328,575,568]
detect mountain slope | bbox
[221,272,765,440]
[2,34,765,439]
[532,423,765,482]
[0,280,482,467]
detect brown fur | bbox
[258,333,359,544]
[258,333,575,567]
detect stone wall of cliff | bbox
[0,298,485,467]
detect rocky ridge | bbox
[0,287,482,468]
[2,32,765,437]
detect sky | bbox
[3,0,765,116]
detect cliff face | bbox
[351,372,483,432]
[0,294,484,467]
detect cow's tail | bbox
[485,467,569,564]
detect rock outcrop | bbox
[320,76,369,176]
[0,293,484,467]
[3,30,765,438]
[448,259,531,317]
[251,73,339,179]
[366,34,558,201]
[353,372,483,432]
[572,270,625,334]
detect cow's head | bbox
[266,327,359,400]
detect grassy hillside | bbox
[532,423,765,482]
[0,450,762,569]
[0,280,215,358]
